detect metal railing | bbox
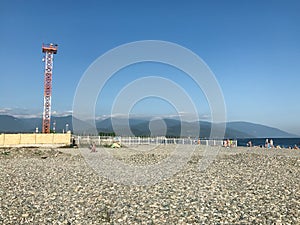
[73,135,237,147]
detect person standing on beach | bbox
[90,142,97,153]
[270,139,274,148]
[265,139,269,148]
[247,141,252,147]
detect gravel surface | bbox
[1,146,299,224]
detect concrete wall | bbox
[0,133,71,147]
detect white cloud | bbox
[0,108,13,114]
[0,107,73,118]
[52,110,73,117]
[0,108,212,123]
[0,107,40,118]
[94,113,211,122]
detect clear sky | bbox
[1,0,300,135]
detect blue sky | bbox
[1,0,300,135]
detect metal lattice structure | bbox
[42,43,58,133]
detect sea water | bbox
[237,138,300,148]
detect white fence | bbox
[74,136,237,147]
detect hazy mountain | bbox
[0,115,297,138]
[0,115,28,133]
[0,115,76,133]
[95,117,297,138]
[226,121,295,138]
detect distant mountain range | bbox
[0,115,297,138]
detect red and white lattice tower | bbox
[41,43,58,133]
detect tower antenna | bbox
[41,43,58,133]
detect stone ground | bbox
[0,146,299,224]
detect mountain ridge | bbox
[0,115,297,138]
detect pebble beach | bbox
[1,145,300,224]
